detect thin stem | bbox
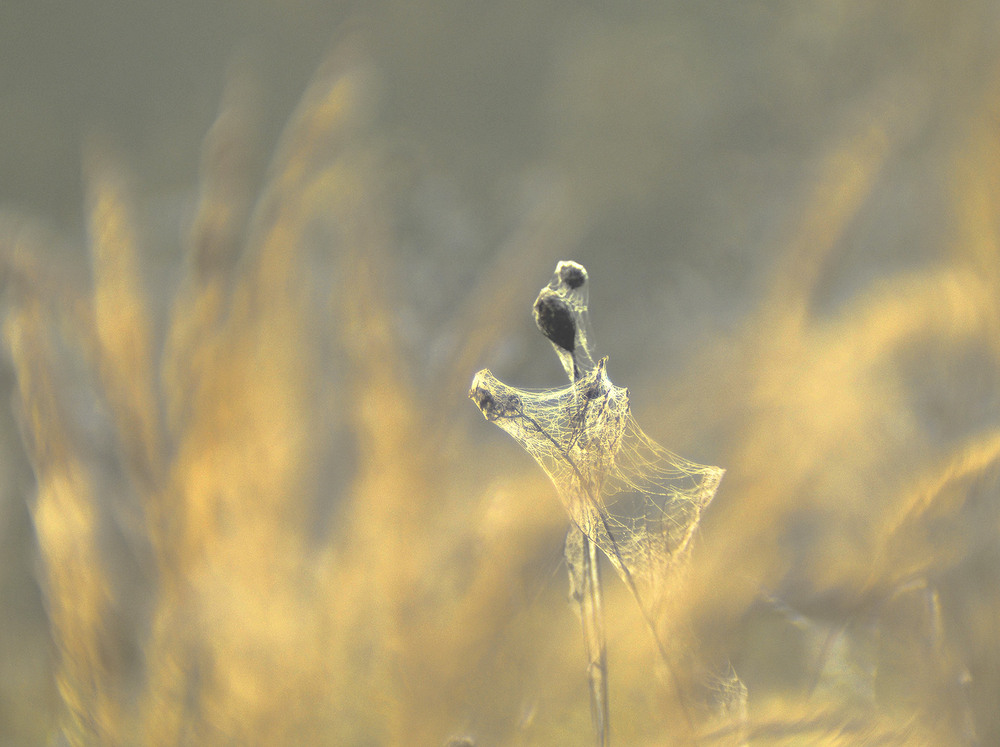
[577,528,609,746]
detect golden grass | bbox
[3,42,1000,747]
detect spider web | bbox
[469,355,724,618]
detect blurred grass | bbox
[2,6,1000,746]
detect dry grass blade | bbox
[4,276,124,743]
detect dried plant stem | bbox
[567,524,609,746]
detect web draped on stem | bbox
[470,260,725,744]
[469,359,723,620]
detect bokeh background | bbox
[3,2,1000,744]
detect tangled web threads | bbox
[470,356,723,613]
